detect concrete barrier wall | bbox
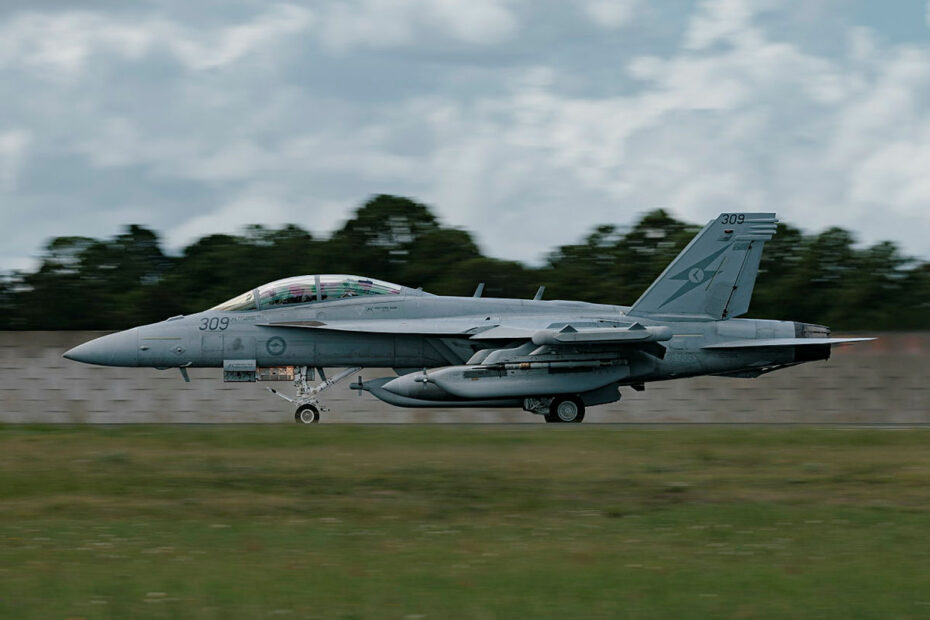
[1,331,926,423]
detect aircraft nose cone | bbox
[63,328,140,367]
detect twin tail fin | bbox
[627,213,777,320]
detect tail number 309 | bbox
[200,317,229,331]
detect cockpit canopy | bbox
[211,275,406,312]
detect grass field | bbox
[2,425,930,618]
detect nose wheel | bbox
[268,366,361,424]
[295,404,320,424]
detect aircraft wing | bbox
[261,318,671,343]
[261,317,673,362]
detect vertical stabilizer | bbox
[627,213,777,319]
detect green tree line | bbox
[1,194,926,331]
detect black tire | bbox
[295,404,320,424]
[547,396,585,423]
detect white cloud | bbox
[848,26,877,63]
[419,4,930,259]
[851,137,930,216]
[0,129,31,191]
[165,183,297,249]
[168,5,314,70]
[583,0,638,30]
[685,0,761,50]
[73,114,422,187]
[4,0,930,273]
[0,5,313,76]
[317,0,518,52]
[0,11,145,75]
[429,0,519,45]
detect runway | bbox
[2,330,926,424]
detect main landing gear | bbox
[267,366,361,424]
[544,395,586,424]
[525,395,586,423]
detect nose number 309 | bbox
[199,317,230,331]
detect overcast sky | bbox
[3,0,930,271]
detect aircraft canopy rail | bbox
[211,274,405,312]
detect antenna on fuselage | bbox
[473,283,485,298]
[533,286,545,300]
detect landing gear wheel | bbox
[546,396,585,423]
[295,404,320,424]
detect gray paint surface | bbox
[3,331,924,424]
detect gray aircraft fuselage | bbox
[64,213,871,423]
[66,294,808,382]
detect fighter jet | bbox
[64,213,872,423]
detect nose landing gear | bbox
[295,404,320,424]
[267,366,361,424]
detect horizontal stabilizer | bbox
[704,337,874,349]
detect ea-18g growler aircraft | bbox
[65,213,872,423]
